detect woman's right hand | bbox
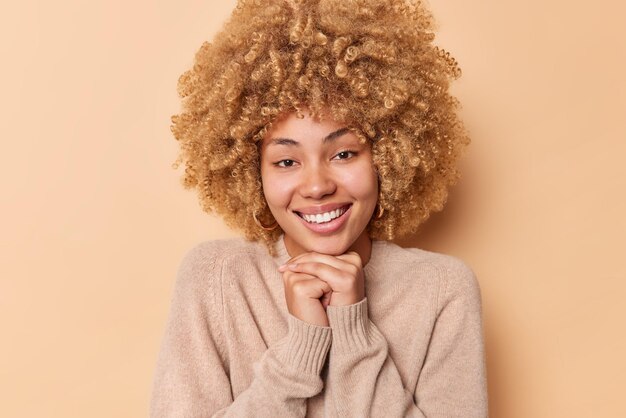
[278,265,332,327]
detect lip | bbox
[292,202,352,215]
[294,204,352,234]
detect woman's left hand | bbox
[278,251,365,308]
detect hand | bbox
[278,264,333,327]
[279,251,365,308]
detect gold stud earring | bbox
[253,212,278,231]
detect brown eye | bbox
[334,150,357,160]
[276,159,295,167]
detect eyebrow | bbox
[268,127,351,147]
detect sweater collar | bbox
[272,234,292,267]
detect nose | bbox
[299,164,336,200]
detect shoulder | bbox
[174,236,269,293]
[179,236,266,267]
[375,240,482,308]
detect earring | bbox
[253,212,278,231]
[375,204,384,219]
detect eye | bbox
[275,159,296,168]
[333,150,357,160]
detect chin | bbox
[309,242,347,256]
[303,235,355,256]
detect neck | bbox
[349,231,373,266]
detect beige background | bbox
[1,0,624,416]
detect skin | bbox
[260,110,379,326]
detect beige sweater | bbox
[150,235,488,417]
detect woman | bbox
[150,0,487,416]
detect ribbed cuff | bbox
[326,297,384,354]
[276,314,332,375]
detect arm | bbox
[324,261,488,418]
[149,244,332,417]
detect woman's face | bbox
[260,110,379,257]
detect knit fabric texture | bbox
[150,235,488,417]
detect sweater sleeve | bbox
[323,260,488,418]
[149,244,333,417]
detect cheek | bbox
[342,163,379,200]
[261,170,295,209]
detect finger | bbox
[281,270,318,285]
[291,277,332,299]
[282,251,354,271]
[321,294,332,310]
[335,251,363,268]
[305,250,361,269]
[285,261,351,290]
[285,251,334,265]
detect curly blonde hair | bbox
[170,0,470,255]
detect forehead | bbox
[262,111,352,145]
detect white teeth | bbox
[301,207,347,224]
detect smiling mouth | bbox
[295,204,351,224]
